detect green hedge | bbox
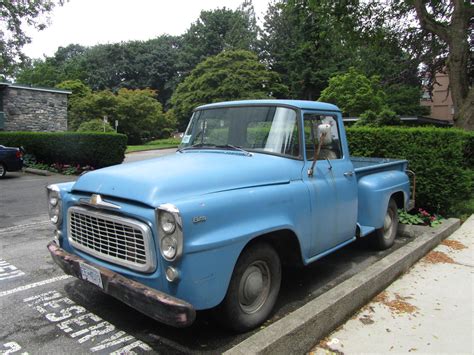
[346,127,474,215]
[0,132,127,168]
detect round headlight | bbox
[159,211,176,234]
[47,188,61,225]
[161,235,178,260]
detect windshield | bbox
[180,106,299,157]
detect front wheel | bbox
[371,198,399,250]
[0,163,6,178]
[215,242,281,332]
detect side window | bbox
[304,114,342,160]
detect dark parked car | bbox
[0,145,23,178]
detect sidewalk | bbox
[311,215,474,354]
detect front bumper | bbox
[47,241,196,327]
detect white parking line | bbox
[0,259,25,281]
[0,275,72,298]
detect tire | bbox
[0,163,6,178]
[215,242,281,332]
[371,198,399,250]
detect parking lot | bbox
[1,163,415,354]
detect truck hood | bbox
[72,151,303,207]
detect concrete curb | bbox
[24,167,54,176]
[225,218,460,355]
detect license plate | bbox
[79,262,103,289]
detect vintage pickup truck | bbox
[47,100,414,332]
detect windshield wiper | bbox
[177,143,216,153]
[216,144,252,157]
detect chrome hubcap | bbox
[239,261,271,314]
[0,165,4,176]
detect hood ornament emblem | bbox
[80,194,121,210]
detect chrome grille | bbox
[68,206,155,272]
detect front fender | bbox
[172,181,310,309]
[357,171,409,229]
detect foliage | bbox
[23,153,93,175]
[319,68,388,117]
[77,119,115,133]
[0,0,63,79]
[178,2,259,77]
[54,82,175,144]
[384,0,473,129]
[170,50,288,130]
[347,127,474,215]
[398,208,443,227]
[355,108,400,127]
[0,132,127,168]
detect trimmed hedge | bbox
[346,127,474,215]
[0,132,127,168]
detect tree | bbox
[0,0,63,79]
[260,0,362,100]
[178,3,259,78]
[319,68,388,117]
[170,50,289,130]
[77,119,115,133]
[409,0,473,129]
[55,82,175,144]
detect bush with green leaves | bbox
[0,132,127,168]
[77,119,115,133]
[347,127,473,215]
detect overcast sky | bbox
[23,0,270,59]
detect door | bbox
[302,112,358,257]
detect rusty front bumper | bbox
[47,241,196,327]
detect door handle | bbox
[344,171,354,177]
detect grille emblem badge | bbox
[80,194,121,210]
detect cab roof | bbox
[196,99,340,112]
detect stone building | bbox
[0,83,71,132]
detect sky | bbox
[23,0,270,60]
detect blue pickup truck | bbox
[47,100,413,332]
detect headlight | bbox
[156,204,183,262]
[46,185,62,225]
[161,235,178,259]
[159,211,176,234]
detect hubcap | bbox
[383,209,394,240]
[0,165,4,176]
[238,261,271,314]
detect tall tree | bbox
[0,0,63,79]
[409,0,473,129]
[170,50,288,130]
[178,3,259,78]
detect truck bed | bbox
[351,157,408,177]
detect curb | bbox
[225,218,460,355]
[24,167,54,176]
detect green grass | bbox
[126,138,180,153]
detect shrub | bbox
[346,127,474,215]
[77,119,115,133]
[0,132,127,168]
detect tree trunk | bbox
[457,86,474,130]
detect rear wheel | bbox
[215,242,281,332]
[371,198,399,250]
[0,163,6,178]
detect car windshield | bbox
[179,106,299,157]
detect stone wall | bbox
[2,87,68,132]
